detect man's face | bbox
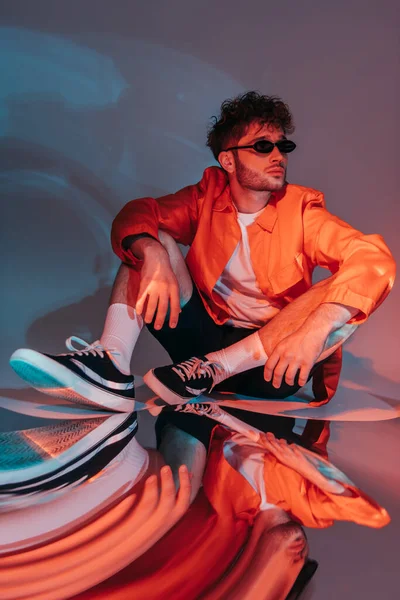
[231,122,289,192]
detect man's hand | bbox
[132,238,181,329]
[263,302,358,389]
[263,324,327,388]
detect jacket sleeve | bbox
[302,193,396,323]
[111,171,211,266]
[265,457,390,529]
[293,479,391,529]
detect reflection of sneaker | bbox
[143,356,225,406]
[10,337,135,412]
[0,412,139,508]
[0,412,148,554]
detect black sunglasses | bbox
[224,139,296,154]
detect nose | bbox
[269,144,285,163]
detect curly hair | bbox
[206,91,295,161]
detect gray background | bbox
[0,1,399,598]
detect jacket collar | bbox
[256,185,288,232]
[256,185,287,231]
[213,183,287,232]
[213,191,233,212]
[255,200,277,232]
[212,174,233,211]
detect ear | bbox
[218,150,236,173]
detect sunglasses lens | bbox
[254,140,274,153]
[253,140,296,154]
[277,140,296,153]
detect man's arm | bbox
[262,435,390,530]
[124,233,181,329]
[110,166,228,267]
[303,193,396,324]
[263,292,360,389]
[264,194,395,388]
[304,302,359,334]
[262,433,353,495]
[128,233,166,260]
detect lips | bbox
[267,169,284,175]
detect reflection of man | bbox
[0,407,389,600]
[10,92,395,495]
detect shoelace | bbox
[62,336,120,361]
[172,357,224,386]
[175,402,223,418]
[175,402,261,442]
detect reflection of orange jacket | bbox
[78,427,389,600]
[111,166,395,403]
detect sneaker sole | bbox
[143,369,196,406]
[10,349,135,413]
[0,413,137,487]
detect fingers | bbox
[153,293,169,330]
[154,279,181,330]
[266,356,291,388]
[266,355,313,389]
[168,286,181,328]
[143,290,160,325]
[136,280,181,330]
[297,363,311,387]
[157,465,191,514]
[264,433,297,459]
[175,464,192,513]
[263,352,280,384]
[135,279,150,317]
[140,473,161,516]
[262,432,286,457]
[264,332,322,389]
[264,346,297,388]
[260,433,276,453]
[283,362,300,387]
[158,464,178,505]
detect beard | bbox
[234,155,286,192]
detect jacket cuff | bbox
[320,288,375,324]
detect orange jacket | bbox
[111,166,396,403]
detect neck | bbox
[229,178,272,214]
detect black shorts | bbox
[147,286,309,449]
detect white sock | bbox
[100,303,143,374]
[205,331,268,384]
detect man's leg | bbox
[99,230,193,373]
[144,276,357,405]
[10,230,209,495]
[105,234,211,500]
[9,232,194,412]
[209,277,357,392]
[157,424,207,504]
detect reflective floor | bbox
[1,386,398,600]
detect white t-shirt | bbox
[223,432,275,510]
[213,207,281,328]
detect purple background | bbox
[0,1,399,598]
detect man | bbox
[10,92,395,494]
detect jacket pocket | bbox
[270,253,305,295]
